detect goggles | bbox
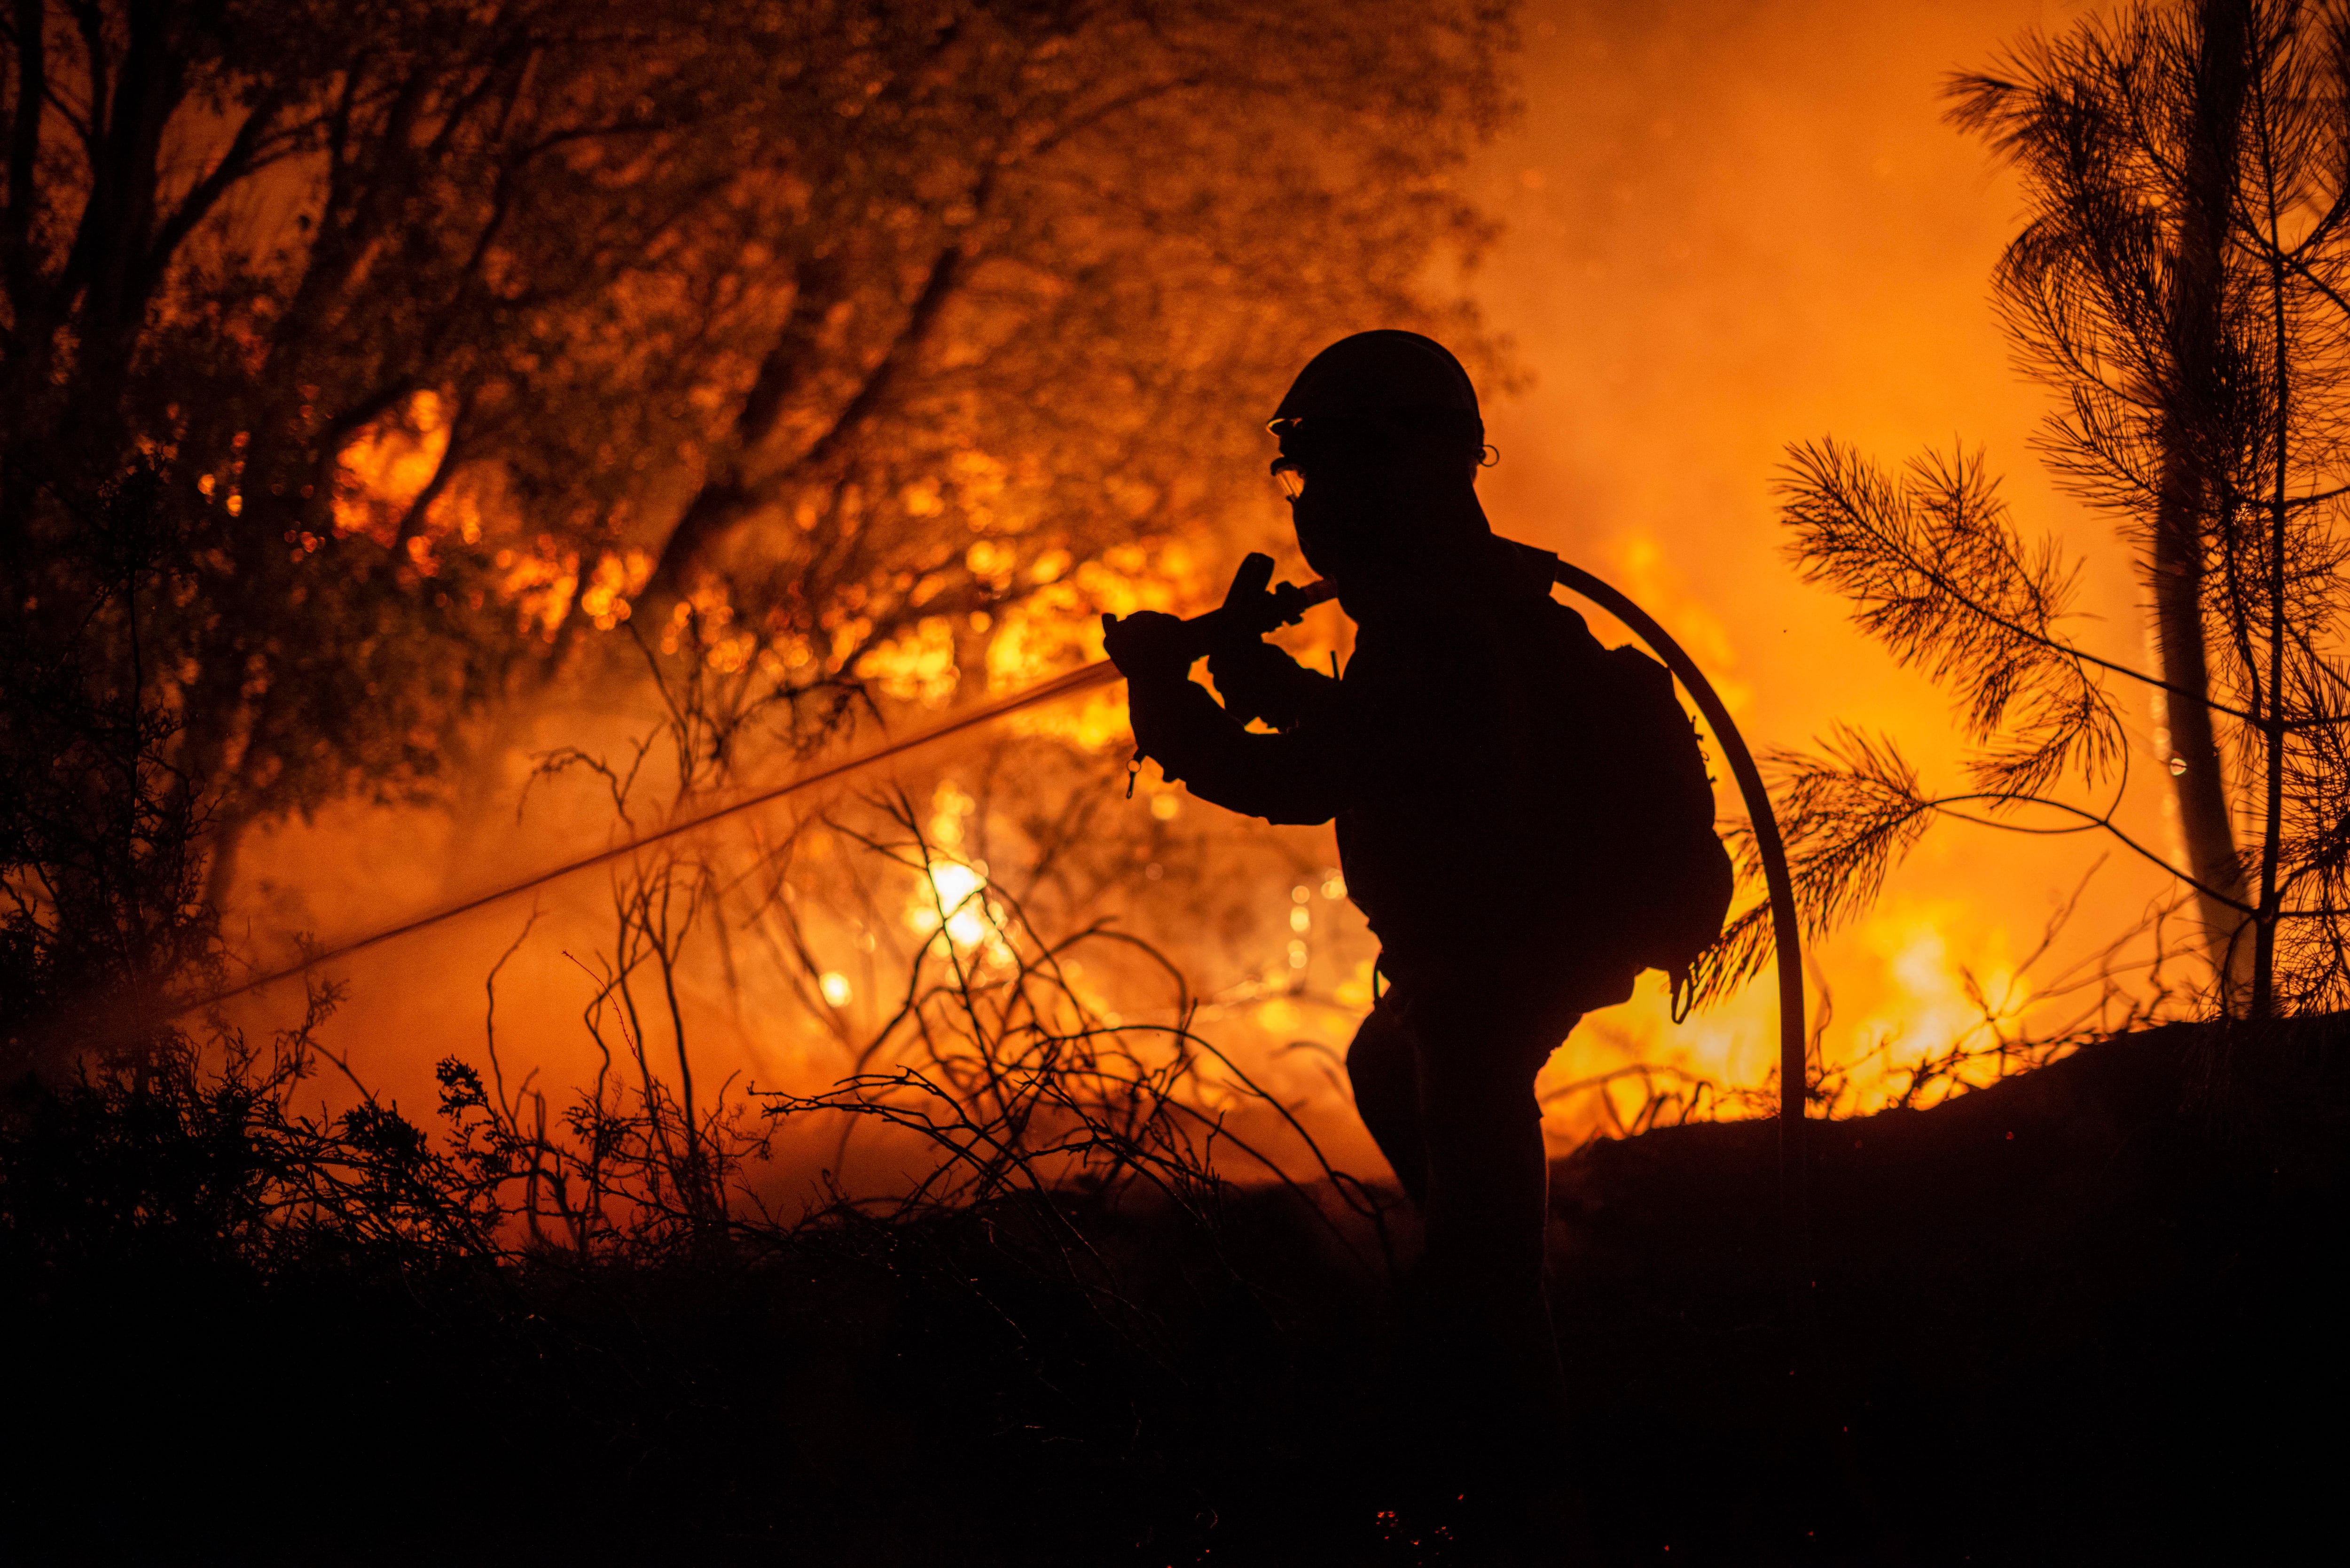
[1266,416,1307,498]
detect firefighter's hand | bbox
[1209,641,1321,730]
[1101,611,1195,683]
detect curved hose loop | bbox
[1548,559,1810,1249]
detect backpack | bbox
[1587,643,1735,1005]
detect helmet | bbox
[1268,330,1483,448]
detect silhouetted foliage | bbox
[1,0,1520,921]
[1711,0,2350,1021]
[0,464,217,1079]
[0,981,501,1279]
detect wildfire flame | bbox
[222,0,2171,1181]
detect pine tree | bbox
[1708,0,2350,1020]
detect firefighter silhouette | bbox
[1104,330,1729,1546]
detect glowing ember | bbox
[910,861,992,950]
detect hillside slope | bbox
[1549,1015,2350,1563]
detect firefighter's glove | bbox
[1101,611,1195,685]
[1208,641,1315,730]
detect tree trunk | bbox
[201,808,248,918]
[2153,0,2256,1011]
[643,254,849,605]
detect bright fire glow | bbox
[333,390,452,543]
[909,861,991,949]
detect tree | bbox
[1,1,1519,997]
[1704,0,2350,1021]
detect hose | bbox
[1545,559,1809,1249]
[174,660,1125,1016]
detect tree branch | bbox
[5,0,46,317]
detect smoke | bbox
[213,0,2173,1183]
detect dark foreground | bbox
[8,1017,2346,1564]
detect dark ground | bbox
[7,1016,2346,1564]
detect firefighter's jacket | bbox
[1129,536,1639,995]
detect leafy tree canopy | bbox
[2,0,1519,850]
